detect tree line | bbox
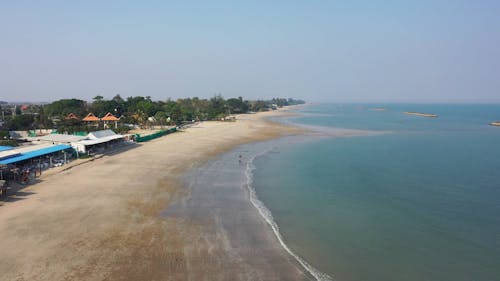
[1,95,305,134]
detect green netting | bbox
[73,131,87,136]
[135,128,177,142]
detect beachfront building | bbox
[82,112,100,128]
[101,112,119,129]
[71,129,125,154]
[0,146,14,153]
[34,134,88,145]
[12,129,125,156]
[65,113,80,121]
[0,144,73,166]
[0,143,74,181]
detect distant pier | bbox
[403,112,438,118]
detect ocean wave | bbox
[243,151,335,281]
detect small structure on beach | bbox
[65,113,80,120]
[82,113,100,127]
[101,112,120,129]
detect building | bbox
[34,134,88,145]
[82,112,100,127]
[71,130,125,154]
[0,143,73,166]
[101,112,120,129]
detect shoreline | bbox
[0,108,310,281]
[242,146,334,281]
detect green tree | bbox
[208,95,227,119]
[44,99,87,118]
[8,115,34,130]
[112,94,125,116]
[163,100,182,125]
[249,100,268,112]
[154,111,168,125]
[226,97,249,114]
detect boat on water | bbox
[489,121,500,126]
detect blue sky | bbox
[1,0,499,102]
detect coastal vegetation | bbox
[0,96,305,135]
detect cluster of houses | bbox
[65,112,121,128]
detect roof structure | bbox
[87,129,117,139]
[0,146,14,152]
[0,143,54,160]
[76,135,124,146]
[36,134,88,143]
[101,112,119,121]
[73,130,124,152]
[65,113,79,120]
[0,145,72,165]
[82,113,100,122]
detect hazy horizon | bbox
[1,1,499,103]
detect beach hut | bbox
[101,112,120,129]
[65,113,80,120]
[82,113,100,128]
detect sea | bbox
[183,103,500,281]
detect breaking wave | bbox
[243,151,334,281]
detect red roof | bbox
[65,113,79,120]
[101,112,119,121]
[82,113,100,122]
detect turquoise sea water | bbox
[252,104,500,281]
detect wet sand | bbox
[164,146,313,281]
[0,109,309,281]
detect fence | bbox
[135,128,177,142]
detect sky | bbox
[1,0,499,103]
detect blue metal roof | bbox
[0,145,72,165]
[0,146,14,152]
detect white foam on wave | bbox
[243,150,335,281]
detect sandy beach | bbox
[0,109,311,281]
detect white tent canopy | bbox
[71,130,124,153]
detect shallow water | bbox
[252,104,500,281]
[162,142,314,281]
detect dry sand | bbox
[0,109,312,281]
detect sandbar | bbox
[403,111,438,118]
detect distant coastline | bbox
[403,111,438,118]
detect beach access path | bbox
[0,108,311,281]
